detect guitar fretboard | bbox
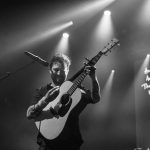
[67,38,120,96]
[67,71,88,96]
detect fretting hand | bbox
[84,65,96,78]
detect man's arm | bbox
[26,86,59,120]
[85,66,101,103]
[90,74,101,103]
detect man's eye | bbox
[54,69,58,71]
[55,69,61,73]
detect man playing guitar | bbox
[26,52,101,150]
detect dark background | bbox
[0,0,150,150]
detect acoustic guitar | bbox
[35,38,120,140]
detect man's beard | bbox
[52,76,65,86]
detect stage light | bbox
[69,21,73,25]
[147,54,150,58]
[54,32,70,54]
[112,69,115,73]
[137,0,150,27]
[91,8,114,49]
[104,10,111,16]
[63,33,69,38]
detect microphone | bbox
[24,51,49,67]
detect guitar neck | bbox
[68,52,103,96]
[67,38,120,96]
[68,71,88,95]
[68,51,103,83]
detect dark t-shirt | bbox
[33,82,93,149]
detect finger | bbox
[85,66,96,71]
[49,86,59,92]
[47,87,59,96]
[85,67,92,73]
[85,66,91,69]
[51,88,59,94]
[52,86,59,89]
[50,88,59,96]
[91,66,96,71]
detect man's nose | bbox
[56,71,61,75]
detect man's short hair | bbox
[49,53,71,70]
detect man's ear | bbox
[65,68,69,76]
[49,69,52,74]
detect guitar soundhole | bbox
[61,93,71,106]
[59,93,72,117]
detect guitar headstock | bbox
[101,38,120,55]
[84,38,120,66]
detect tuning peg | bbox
[117,43,120,46]
[85,57,90,62]
[83,62,87,65]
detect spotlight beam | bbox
[13,21,73,51]
[55,33,70,54]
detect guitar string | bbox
[67,40,118,96]
[67,72,87,96]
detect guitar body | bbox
[35,81,82,140]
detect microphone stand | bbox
[0,61,35,82]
